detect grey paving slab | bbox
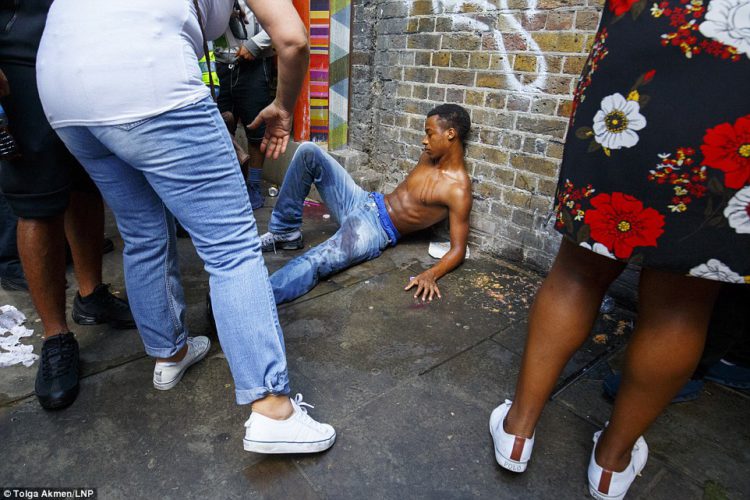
[556,359,750,499]
[0,354,323,499]
[287,340,583,499]
[275,258,521,419]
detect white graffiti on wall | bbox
[419,0,548,92]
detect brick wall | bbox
[341,0,606,273]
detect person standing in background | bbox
[0,0,135,411]
[214,0,276,210]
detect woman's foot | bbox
[489,400,535,472]
[588,430,648,500]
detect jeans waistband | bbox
[371,192,400,247]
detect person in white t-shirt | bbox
[36,0,336,454]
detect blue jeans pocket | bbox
[113,116,154,131]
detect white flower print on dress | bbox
[592,93,647,150]
[689,259,745,283]
[580,241,617,259]
[724,185,750,234]
[699,0,750,59]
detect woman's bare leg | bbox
[594,269,720,470]
[504,238,626,437]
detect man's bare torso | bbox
[383,153,471,236]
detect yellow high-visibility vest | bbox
[198,51,219,87]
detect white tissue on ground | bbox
[428,241,470,260]
[0,305,38,368]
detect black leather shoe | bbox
[35,332,80,410]
[72,283,136,329]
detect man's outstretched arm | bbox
[405,184,472,301]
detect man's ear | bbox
[447,128,456,141]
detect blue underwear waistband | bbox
[371,192,400,246]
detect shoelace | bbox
[293,393,314,413]
[41,335,76,380]
[292,393,329,431]
[260,232,278,254]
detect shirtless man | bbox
[260,104,472,304]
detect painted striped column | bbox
[328,0,351,150]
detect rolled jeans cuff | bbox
[142,332,188,358]
[236,375,291,405]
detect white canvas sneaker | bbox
[588,430,648,500]
[152,336,211,390]
[489,399,535,473]
[243,393,336,454]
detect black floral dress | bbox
[555,0,750,283]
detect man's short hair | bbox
[427,104,471,143]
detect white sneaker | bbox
[243,393,336,454]
[152,336,211,390]
[489,399,535,472]
[588,430,648,500]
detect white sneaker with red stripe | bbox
[489,399,535,473]
[588,430,648,500]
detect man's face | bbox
[422,115,454,160]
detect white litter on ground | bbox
[0,305,38,368]
[428,241,471,260]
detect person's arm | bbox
[243,29,273,57]
[405,184,473,301]
[244,0,309,159]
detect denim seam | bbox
[160,203,183,347]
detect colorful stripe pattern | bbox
[328,0,350,150]
[309,0,330,144]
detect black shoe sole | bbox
[72,310,136,330]
[36,384,80,411]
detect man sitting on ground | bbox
[261,103,472,304]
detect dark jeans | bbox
[216,58,272,142]
[0,191,23,279]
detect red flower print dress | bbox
[556,0,750,283]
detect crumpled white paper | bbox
[0,305,38,368]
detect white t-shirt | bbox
[37,0,234,128]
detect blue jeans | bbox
[269,142,390,304]
[55,98,289,404]
[0,192,23,279]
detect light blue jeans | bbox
[55,97,289,404]
[269,142,390,304]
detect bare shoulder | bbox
[443,162,472,194]
[442,170,472,213]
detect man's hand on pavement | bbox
[405,271,442,301]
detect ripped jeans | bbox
[269,142,390,304]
